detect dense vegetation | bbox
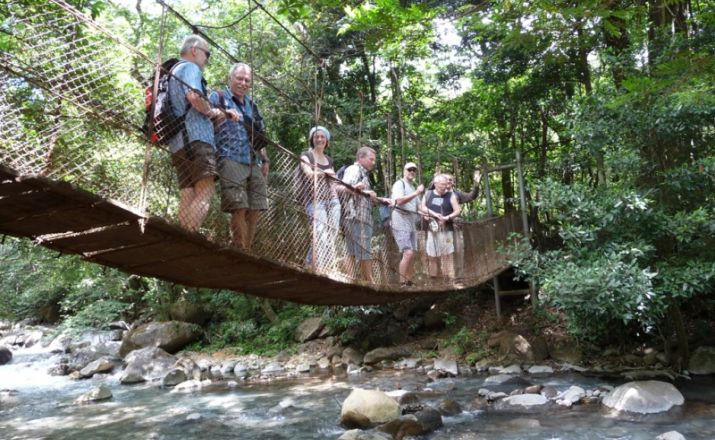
[1,0,713,364]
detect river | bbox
[2,343,715,439]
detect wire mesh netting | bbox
[0,0,525,298]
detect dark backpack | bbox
[335,164,348,181]
[142,58,187,145]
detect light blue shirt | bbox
[208,88,264,165]
[167,60,215,153]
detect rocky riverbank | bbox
[2,318,715,439]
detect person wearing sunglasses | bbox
[390,162,425,287]
[168,35,225,232]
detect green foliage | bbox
[201,292,318,355]
[445,325,486,359]
[0,238,146,328]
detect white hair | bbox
[180,35,208,55]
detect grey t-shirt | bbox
[391,178,419,232]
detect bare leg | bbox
[399,249,416,283]
[178,187,196,231]
[188,176,214,231]
[245,209,262,251]
[230,209,248,249]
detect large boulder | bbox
[378,407,443,438]
[0,345,11,365]
[602,381,684,414]
[74,384,112,404]
[169,302,212,325]
[120,347,177,384]
[547,335,582,364]
[689,346,715,375]
[341,388,400,427]
[337,430,392,440]
[294,317,324,343]
[79,357,115,378]
[487,331,547,362]
[119,321,201,358]
[363,347,411,365]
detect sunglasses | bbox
[406,168,417,172]
[195,46,211,61]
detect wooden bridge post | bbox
[483,164,502,318]
[516,150,537,308]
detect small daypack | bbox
[142,58,187,145]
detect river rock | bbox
[175,358,202,381]
[0,345,11,365]
[120,347,176,384]
[378,407,443,437]
[79,357,115,378]
[261,362,284,376]
[169,301,211,325]
[341,388,400,427]
[294,317,324,342]
[655,431,686,440]
[483,374,530,386]
[119,321,201,358]
[500,393,548,408]
[433,358,458,376]
[363,347,410,365]
[548,336,582,364]
[528,365,553,375]
[337,430,392,440]
[342,347,364,366]
[490,364,522,375]
[602,381,684,414]
[488,331,547,362]
[437,399,462,416]
[689,346,715,375]
[163,368,188,387]
[556,386,585,407]
[74,384,112,404]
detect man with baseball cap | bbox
[390,161,425,287]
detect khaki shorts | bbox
[218,159,268,212]
[426,230,454,257]
[171,141,217,189]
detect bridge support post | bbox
[516,150,537,308]
[483,165,502,318]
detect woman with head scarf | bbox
[299,126,341,274]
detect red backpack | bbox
[142,58,186,145]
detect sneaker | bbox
[400,281,415,289]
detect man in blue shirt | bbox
[209,63,270,250]
[168,35,225,232]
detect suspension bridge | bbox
[0,0,530,306]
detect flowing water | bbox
[2,344,715,440]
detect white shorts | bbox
[426,230,454,257]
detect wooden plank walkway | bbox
[0,165,507,305]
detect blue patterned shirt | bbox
[208,88,265,165]
[167,60,215,154]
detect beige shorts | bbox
[218,159,268,212]
[426,230,454,257]
[171,141,217,189]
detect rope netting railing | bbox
[0,0,523,294]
